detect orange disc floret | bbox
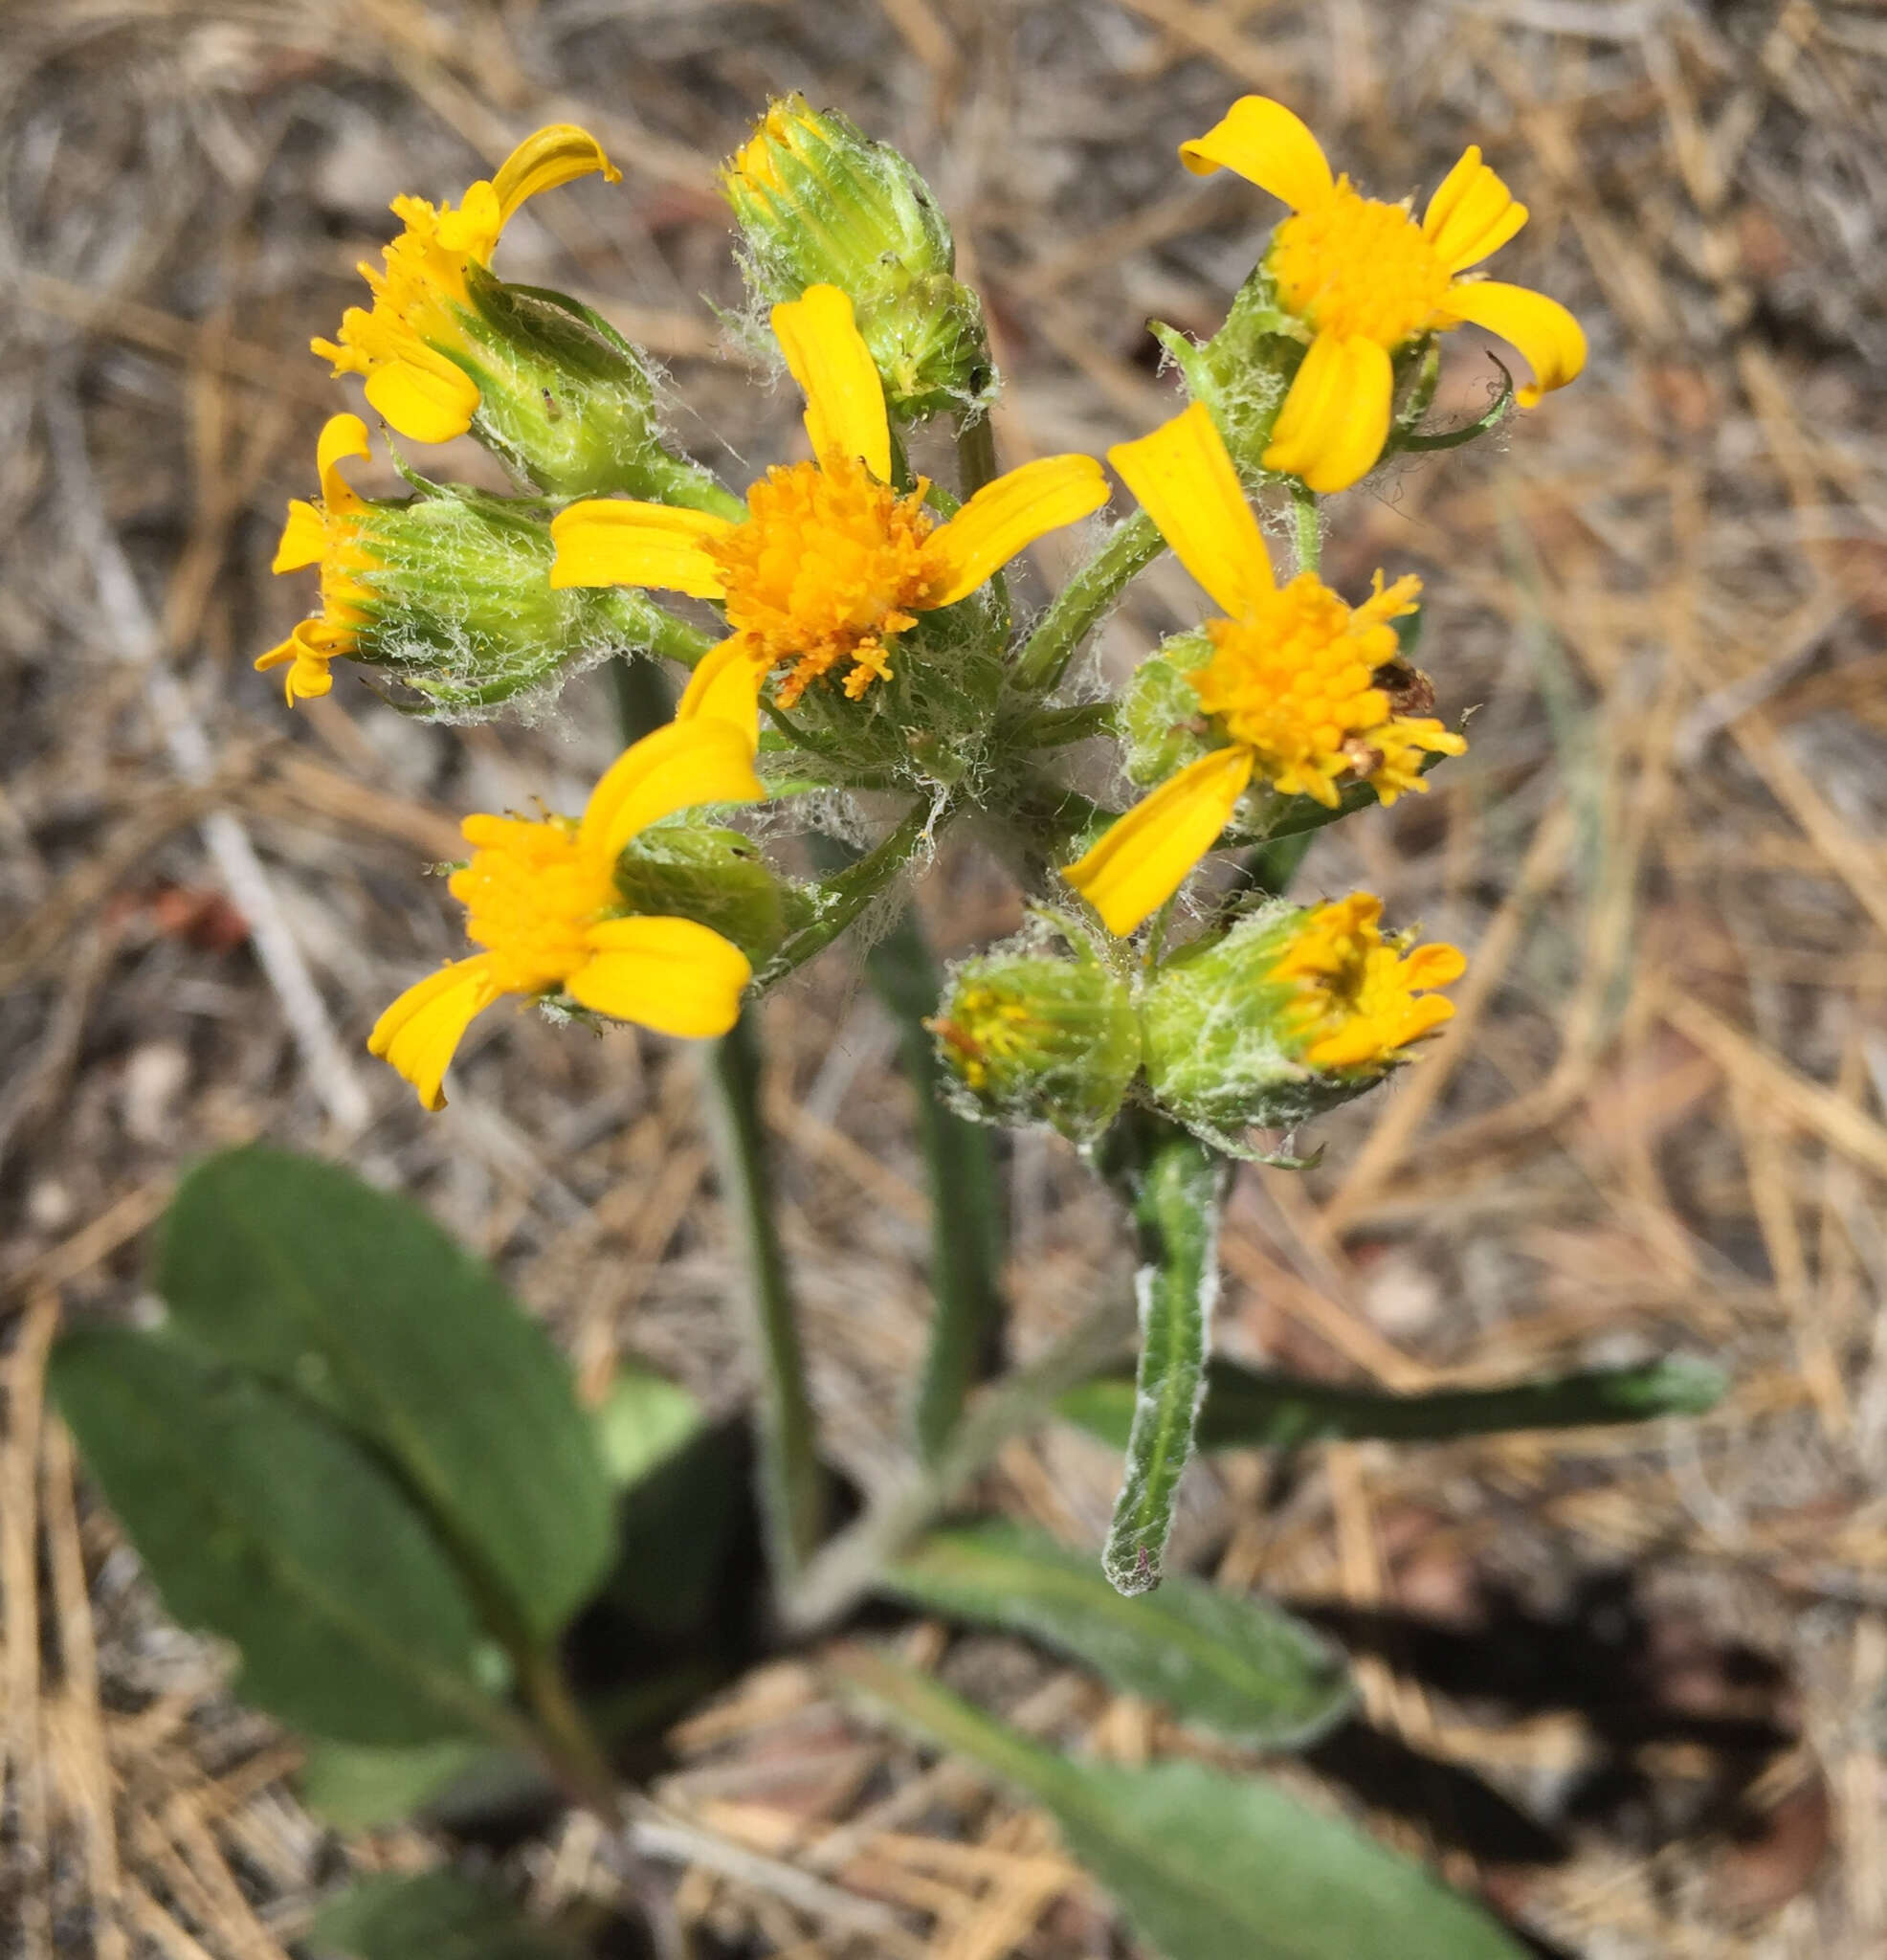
[1270,894,1466,1071]
[1269,180,1456,347]
[450,814,617,997]
[707,455,948,705]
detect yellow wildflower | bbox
[1064,404,1464,936]
[1181,96,1586,492]
[549,283,1107,732]
[255,413,379,703]
[368,720,764,1111]
[314,125,619,446]
[1270,894,1466,1070]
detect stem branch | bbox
[1010,508,1164,697]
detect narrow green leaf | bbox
[835,1650,1530,1960]
[1061,1354,1727,1453]
[885,1520,1351,1748]
[50,1331,509,1747]
[156,1147,612,1641]
[593,1366,702,1490]
[1103,1127,1229,1595]
[312,1872,576,1960]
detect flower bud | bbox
[930,923,1140,1144]
[258,414,691,713]
[1142,895,1465,1153]
[611,823,795,967]
[722,96,992,420]
[455,269,736,502]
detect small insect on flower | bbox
[368,719,764,1111]
[1062,404,1464,937]
[548,284,1107,740]
[1182,96,1587,492]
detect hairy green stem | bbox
[861,904,1007,1465]
[956,412,999,499]
[1099,1118,1228,1594]
[1291,483,1321,574]
[609,655,826,1595]
[760,800,944,985]
[1010,507,1164,697]
[704,1011,827,1589]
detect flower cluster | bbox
[259,94,1583,1125]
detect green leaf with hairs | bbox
[886,1520,1351,1748]
[835,1650,1530,1960]
[155,1147,612,1642]
[50,1331,510,1747]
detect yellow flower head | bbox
[1063,405,1465,937]
[1269,894,1466,1070]
[368,719,764,1111]
[255,413,380,702]
[313,125,619,446]
[549,284,1107,734]
[1181,97,1587,493]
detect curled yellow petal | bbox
[254,620,345,704]
[491,123,621,227]
[315,413,371,511]
[1421,146,1528,275]
[367,955,501,1111]
[579,717,764,860]
[1063,746,1254,938]
[1403,942,1468,989]
[1108,403,1274,618]
[362,351,482,445]
[926,454,1109,608]
[1261,332,1394,494]
[273,500,328,573]
[677,635,768,751]
[1445,279,1587,406]
[771,283,891,482]
[548,500,732,595]
[1178,96,1333,211]
[568,916,751,1037]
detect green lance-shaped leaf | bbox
[155,1147,613,1642]
[885,1520,1351,1748]
[50,1331,511,1747]
[592,1364,704,1490]
[835,1648,1531,1960]
[312,1871,578,1960]
[1102,1125,1229,1595]
[1061,1354,1728,1454]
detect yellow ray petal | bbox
[771,284,891,481]
[273,500,328,573]
[579,718,764,860]
[491,124,620,228]
[363,351,482,446]
[1421,146,1528,274]
[568,916,751,1037]
[925,454,1110,608]
[1178,96,1333,211]
[1445,279,1587,406]
[315,413,371,511]
[1261,331,1394,494]
[1402,943,1468,988]
[1108,403,1275,618]
[1062,746,1255,937]
[677,635,768,751]
[367,955,500,1111]
[548,500,733,595]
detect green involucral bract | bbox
[932,918,1141,1146]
